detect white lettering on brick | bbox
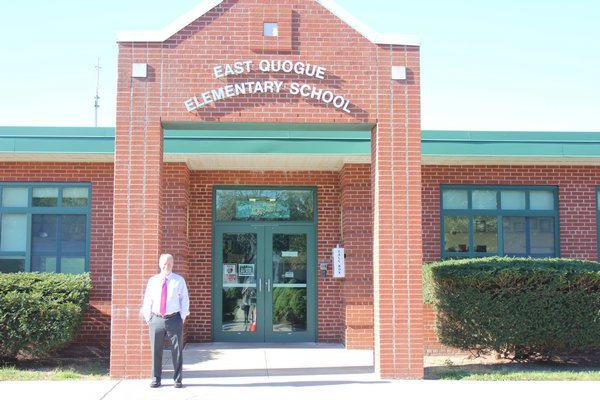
[187,60,352,114]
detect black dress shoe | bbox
[149,381,161,388]
[174,382,183,388]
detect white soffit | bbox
[0,153,113,163]
[422,156,600,166]
[117,0,421,46]
[164,154,370,171]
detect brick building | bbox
[0,0,599,380]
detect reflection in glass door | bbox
[216,228,263,338]
[269,231,308,334]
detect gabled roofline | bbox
[116,0,420,46]
[315,0,420,46]
[117,0,223,43]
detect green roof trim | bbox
[163,122,373,155]
[1,126,600,159]
[162,122,375,132]
[422,130,600,158]
[0,126,115,154]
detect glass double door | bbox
[213,225,316,342]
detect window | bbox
[264,22,278,37]
[441,186,558,259]
[0,184,90,274]
[216,188,315,222]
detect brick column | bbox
[162,163,191,340]
[162,163,190,275]
[340,164,374,349]
[110,43,164,379]
[372,45,424,379]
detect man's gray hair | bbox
[159,253,174,263]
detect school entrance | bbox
[212,187,317,342]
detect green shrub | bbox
[426,257,600,359]
[0,273,92,361]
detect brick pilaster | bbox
[340,164,374,349]
[162,163,191,342]
[110,43,164,379]
[372,44,424,379]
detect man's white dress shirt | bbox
[142,272,190,323]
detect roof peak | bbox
[116,0,420,46]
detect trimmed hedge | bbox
[0,273,92,361]
[425,257,600,359]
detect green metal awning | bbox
[422,131,600,160]
[1,126,600,167]
[0,126,114,154]
[162,122,373,155]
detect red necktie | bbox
[160,278,167,315]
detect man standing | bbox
[142,254,190,388]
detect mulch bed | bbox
[3,344,109,374]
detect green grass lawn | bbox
[3,351,600,381]
[0,360,108,381]
[426,363,600,380]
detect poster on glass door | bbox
[223,263,238,284]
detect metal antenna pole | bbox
[94,58,101,127]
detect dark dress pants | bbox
[149,313,183,383]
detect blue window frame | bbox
[440,185,559,259]
[0,183,91,273]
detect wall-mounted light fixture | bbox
[392,66,407,80]
[132,63,148,78]
[319,260,329,277]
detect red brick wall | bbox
[421,164,600,354]
[0,162,114,345]
[118,0,405,126]
[162,164,191,343]
[116,0,422,378]
[162,163,191,278]
[340,164,374,349]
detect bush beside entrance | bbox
[0,273,91,361]
[425,257,600,359]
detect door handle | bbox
[266,278,271,292]
[258,278,262,292]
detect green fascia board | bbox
[162,122,373,141]
[0,126,115,137]
[164,138,370,155]
[162,121,375,132]
[165,130,370,140]
[162,122,373,155]
[422,130,600,158]
[0,126,115,154]
[422,130,600,142]
[2,126,600,158]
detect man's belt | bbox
[152,312,180,319]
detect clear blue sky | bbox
[0,0,598,131]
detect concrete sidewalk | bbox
[2,343,599,400]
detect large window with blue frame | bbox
[441,185,559,259]
[0,183,91,273]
